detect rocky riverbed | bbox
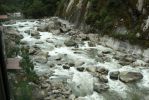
[3,17,149,100]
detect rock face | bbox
[119,71,143,83]
[57,0,149,46]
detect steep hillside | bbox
[56,0,149,47]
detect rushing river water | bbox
[4,18,149,100]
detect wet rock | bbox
[88,41,96,47]
[54,56,62,61]
[33,35,40,39]
[119,56,136,66]
[96,67,109,75]
[99,75,108,83]
[24,30,30,34]
[68,62,75,67]
[102,50,111,54]
[35,41,44,44]
[64,39,77,47]
[63,65,70,69]
[94,83,109,93]
[19,25,24,27]
[109,71,120,80]
[76,67,85,72]
[119,60,131,66]
[119,71,143,83]
[124,56,136,62]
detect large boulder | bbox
[119,71,143,83]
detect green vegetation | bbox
[0,0,23,14]
[85,0,149,47]
[20,47,38,82]
[23,0,60,18]
[0,0,60,18]
[7,47,38,100]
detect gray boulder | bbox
[119,71,143,83]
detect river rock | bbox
[46,39,53,43]
[63,65,70,69]
[47,21,55,31]
[64,39,77,47]
[34,56,48,64]
[76,67,85,72]
[50,29,60,34]
[31,31,40,36]
[78,33,89,41]
[132,60,147,67]
[47,61,55,68]
[29,47,37,55]
[86,67,97,73]
[99,75,108,83]
[96,67,109,75]
[119,71,143,83]
[88,41,96,47]
[109,71,120,80]
[94,83,109,93]
[34,51,48,64]
[24,30,30,34]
